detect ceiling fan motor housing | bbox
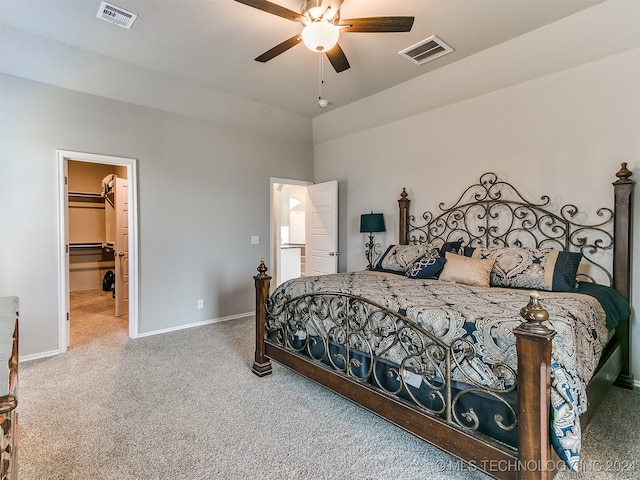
[302,0,323,18]
[302,0,340,23]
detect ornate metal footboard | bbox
[252,259,556,480]
[267,288,522,436]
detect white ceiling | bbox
[0,0,605,118]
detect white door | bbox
[115,177,129,317]
[305,180,338,276]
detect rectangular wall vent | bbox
[398,35,453,65]
[97,1,138,29]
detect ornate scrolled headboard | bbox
[398,164,634,294]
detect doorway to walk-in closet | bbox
[58,150,139,352]
[68,160,127,347]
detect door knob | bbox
[118,252,125,257]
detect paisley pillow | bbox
[374,244,436,273]
[471,247,582,292]
[374,241,462,274]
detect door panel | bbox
[305,180,338,276]
[63,161,70,348]
[115,177,129,317]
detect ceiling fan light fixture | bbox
[302,22,339,52]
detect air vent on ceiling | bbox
[398,35,453,66]
[96,1,138,29]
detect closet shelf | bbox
[69,191,102,198]
[69,242,114,249]
[69,192,105,206]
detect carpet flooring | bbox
[68,289,128,348]
[17,291,640,479]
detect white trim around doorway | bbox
[56,150,140,353]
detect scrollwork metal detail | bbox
[265,291,518,447]
[406,172,614,285]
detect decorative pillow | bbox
[373,245,396,271]
[462,246,476,257]
[374,244,436,273]
[440,241,463,256]
[471,247,582,292]
[438,252,495,287]
[406,251,446,279]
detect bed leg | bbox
[252,259,273,377]
[513,292,557,480]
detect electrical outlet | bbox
[197,299,204,309]
[251,235,259,244]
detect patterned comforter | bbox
[270,271,610,470]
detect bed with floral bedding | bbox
[251,164,635,480]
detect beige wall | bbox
[0,75,313,357]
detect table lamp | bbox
[360,212,386,270]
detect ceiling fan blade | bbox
[339,17,415,33]
[234,0,306,22]
[255,34,303,63]
[325,43,350,73]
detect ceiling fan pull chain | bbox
[317,53,329,108]
[318,53,323,101]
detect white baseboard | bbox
[20,349,63,363]
[135,312,253,338]
[19,313,254,362]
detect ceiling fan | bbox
[234,0,415,73]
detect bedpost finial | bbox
[614,163,633,184]
[519,291,550,329]
[399,188,410,206]
[256,258,269,279]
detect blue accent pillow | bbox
[406,253,446,279]
[462,246,476,257]
[440,241,462,256]
[550,251,583,292]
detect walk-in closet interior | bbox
[67,160,129,346]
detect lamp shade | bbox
[360,213,386,233]
[302,22,340,52]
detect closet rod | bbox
[68,192,103,198]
